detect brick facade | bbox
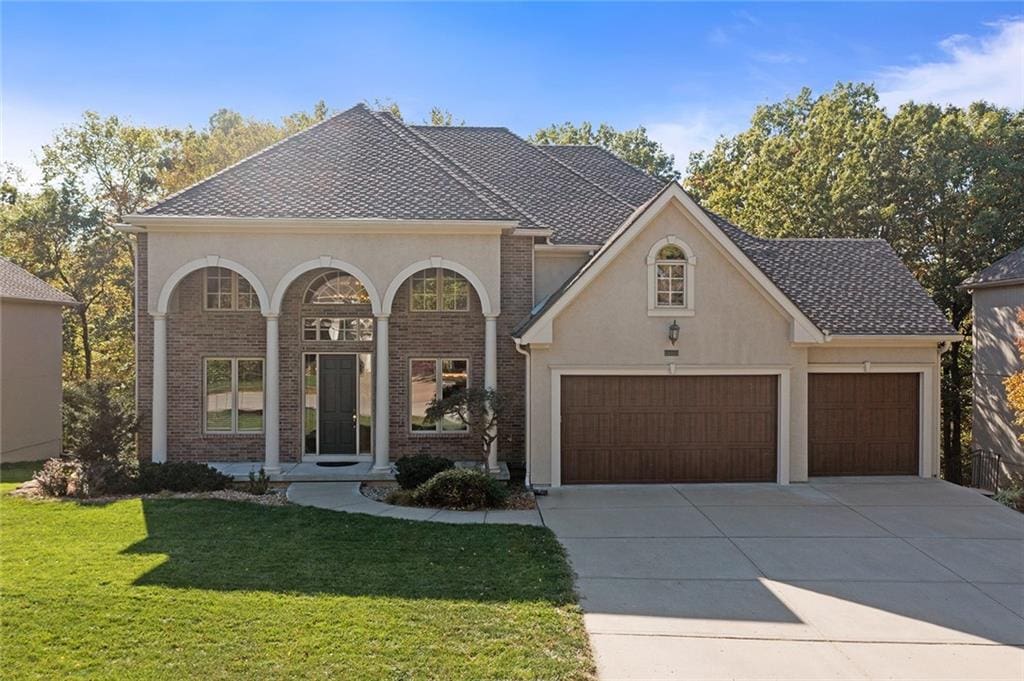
[136,233,533,468]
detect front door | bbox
[319,355,358,454]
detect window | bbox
[656,245,686,307]
[204,268,259,311]
[410,269,469,312]
[303,317,374,342]
[646,237,696,316]
[305,272,370,305]
[204,358,264,433]
[410,358,468,432]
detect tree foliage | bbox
[532,120,680,181]
[1006,309,1024,444]
[685,83,1024,481]
[425,388,506,467]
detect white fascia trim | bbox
[114,223,146,233]
[549,364,792,487]
[534,243,601,254]
[807,363,937,478]
[121,214,520,234]
[811,334,963,347]
[513,228,553,237]
[519,183,825,345]
[960,278,1024,291]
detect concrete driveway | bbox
[538,477,1024,680]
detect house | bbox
[962,245,1024,480]
[0,258,77,462]
[119,103,959,486]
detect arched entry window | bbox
[646,236,696,315]
[304,272,370,305]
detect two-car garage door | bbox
[560,375,779,484]
[559,372,921,484]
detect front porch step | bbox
[209,460,510,483]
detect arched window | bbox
[305,272,370,305]
[647,237,696,315]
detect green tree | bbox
[531,121,680,181]
[686,83,1024,482]
[425,107,463,126]
[0,183,133,380]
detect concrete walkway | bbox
[286,481,543,525]
[540,477,1024,680]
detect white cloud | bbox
[648,113,736,170]
[878,18,1024,111]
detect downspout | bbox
[514,338,531,488]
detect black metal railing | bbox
[969,449,1002,494]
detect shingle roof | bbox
[962,245,1024,288]
[136,103,954,337]
[0,258,77,305]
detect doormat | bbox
[315,461,360,468]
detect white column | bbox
[151,313,167,463]
[264,314,280,474]
[373,315,390,471]
[485,315,499,473]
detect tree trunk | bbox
[941,340,963,484]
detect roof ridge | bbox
[370,112,526,224]
[410,124,510,131]
[532,142,639,212]
[138,104,364,215]
[403,125,552,230]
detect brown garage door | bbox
[808,373,919,476]
[560,375,778,484]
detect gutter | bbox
[513,338,532,488]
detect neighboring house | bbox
[962,245,1024,479]
[0,258,77,462]
[120,103,958,486]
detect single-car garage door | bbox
[560,375,778,484]
[808,373,919,476]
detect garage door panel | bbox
[809,373,919,477]
[561,375,778,484]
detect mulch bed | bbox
[10,479,289,506]
[361,481,537,510]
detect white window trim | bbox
[409,269,471,313]
[203,357,265,434]
[646,236,696,317]
[203,269,258,312]
[409,357,470,434]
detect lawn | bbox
[0,464,593,680]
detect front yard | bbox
[0,465,592,680]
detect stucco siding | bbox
[0,300,64,461]
[527,201,808,485]
[534,251,590,304]
[971,284,1024,475]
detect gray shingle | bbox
[0,258,77,305]
[535,144,666,207]
[962,245,1024,287]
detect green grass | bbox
[0,480,593,680]
[0,459,44,484]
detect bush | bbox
[246,468,272,495]
[33,457,134,498]
[137,462,231,493]
[412,468,508,510]
[394,454,454,490]
[62,380,136,462]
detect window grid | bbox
[655,245,687,308]
[305,272,370,305]
[204,268,258,311]
[302,317,374,342]
[410,269,469,312]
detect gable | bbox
[518,185,824,345]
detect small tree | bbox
[62,379,136,462]
[425,388,505,469]
[1005,308,1024,443]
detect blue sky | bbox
[3,2,1022,183]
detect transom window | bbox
[204,268,258,311]
[410,358,469,432]
[410,269,469,312]
[305,272,370,305]
[655,245,687,308]
[303,317,374,342]
[204,358,264,433]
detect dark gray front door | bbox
[319,355,357,454]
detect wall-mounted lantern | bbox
[668,319,680,346]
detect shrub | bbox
[412,468,508,510]
[62,380,136,462]
[394,454,454,490]
[246,468,272,495]
[137,462,231,493]
[33,457,134,498]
